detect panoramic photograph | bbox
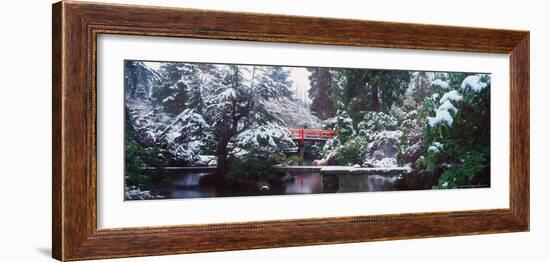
[123,60,491,200]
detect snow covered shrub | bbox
[125,137,169,191]
[321,137,339,160]
[161,109,211,163]
[431,79,450,90]
[418,74,491,189]
[415,141,445,172]
[318,110,355,160]
[227,125,295,183]
[226,156,277,183]
[233,124,295,159]
[401,96,418,112]
[389,104,407,125]
[396,104,426,166]
[125,186,164,200]
[321,116,337,131]
[357,111,398,142]
[334,110,355,144]
[434,148,489,189]
[124,110,169,191]
[334,136,369,166]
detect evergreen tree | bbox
[266,66,294,98]
[340,69,370,123]
[152,62,189,115]
[124,61,163,100]
[410,72,432,103]
[365,70,410,112]
[307,67,336,119]
[336,69,410,123]
[207,65,287,177]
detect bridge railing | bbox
[289,129,336,141]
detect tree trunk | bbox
[371,85,379,111]
[216,135,230,178]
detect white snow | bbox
[372,130,403,140]
[233,124,295,156]
[365,157,398,168]
[218,88,237,100]
[431,79,450,90]
[438,100,458,114]
[461,75,488,93]
[404,163,413,173]
[428,141,444,153]
[162,95,175,103]
[427,109,453,127]
[439,90,463,104]
[197,155,217,166]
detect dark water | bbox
[161,172,402,199]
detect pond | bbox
[156,171,404,199]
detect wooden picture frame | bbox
[52,1,529,261]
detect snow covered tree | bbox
[206,65,289,177]
[319,110,358,165]
[158,109,211,163]
[308,67,336,119]
[152,63,190,115]
[265,66,294,98]
[124,61,163,100]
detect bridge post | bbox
[298,140,305,165]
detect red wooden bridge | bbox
[289,129,336,142]
[288,129,336,164]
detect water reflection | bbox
[284,173,323,194]
[163,172,401,199]
[338,174,398,192]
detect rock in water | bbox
[258,182,271,191]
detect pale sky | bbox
[141,62,312,104]
[287,67,311,104]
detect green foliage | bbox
[233,124,295,159]
[368,70,410,112]
[415,74,491,189]
[226,156,277,183]
[304,143,322,159]
[401,96,418,112]
[329,69,409,123]
[334,136,369,166]
[357,111,398,142]
[389,105,407,125]
[283,155,303,166]
[334,110,355,144]
[125,138,169,190]
[434,148,489,189]
[125,110,168,190]
[321,110,355,145]
[308,67,336,119]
